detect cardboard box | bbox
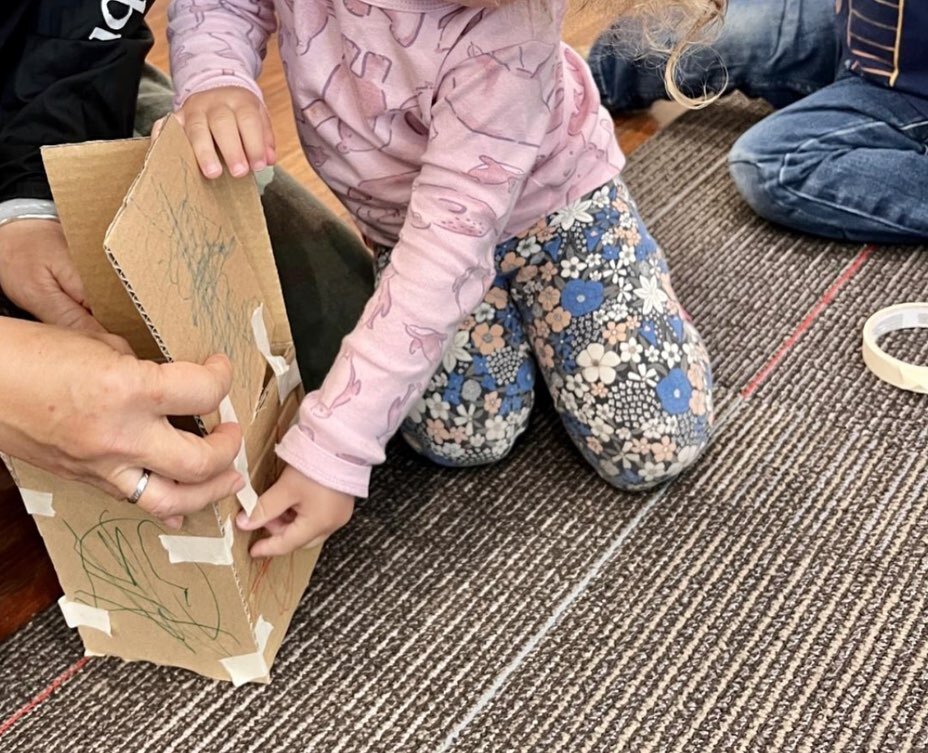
[6,118,319,684]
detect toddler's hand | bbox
[236,465,355,557]
[154,86,276,180]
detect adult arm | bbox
[0,0,153,325]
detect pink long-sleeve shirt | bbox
[169,0,625,497]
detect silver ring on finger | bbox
[127,469,152,504]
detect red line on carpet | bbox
[740,244,874,400]
[0,657,90,738]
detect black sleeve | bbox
[0,0,155,203]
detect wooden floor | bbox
[0,5,679,642]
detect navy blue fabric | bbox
[837,0,928,99]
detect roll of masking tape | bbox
[862,302,928,394]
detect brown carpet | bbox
[2,96,927,752]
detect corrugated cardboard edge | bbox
[98,117,263,653]
[41,139,162,360]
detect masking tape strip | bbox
[220,615,274,686]
[20,489,55,517]
[251,305,302,403]
[862,302,928,394]
[159,517,235,565]
[58,596,112,635]
[219,396,259,515]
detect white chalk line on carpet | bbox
[437,398,745,752]
[437,240,873,748]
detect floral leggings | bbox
[374,177,714,490]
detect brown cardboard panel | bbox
[42,140,161,360]
[13,462,255,678]
[210,166,292,348]
[11,122,317,684]
[104,117,269,426]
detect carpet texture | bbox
[2,96,927,752]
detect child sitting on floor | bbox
[167,0,724,556]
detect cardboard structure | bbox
[6,118,319,684]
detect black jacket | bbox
[0,0,154,204]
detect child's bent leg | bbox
[373,249,535,468]
[510,178,714,490]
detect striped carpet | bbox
[2,95,928,752]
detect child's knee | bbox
[400,403,533,468]
[558,360,714,491]
[599,428,711,491]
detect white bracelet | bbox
[862,302,928,394]
[0,213,60,229]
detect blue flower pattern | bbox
[374,177,714,488]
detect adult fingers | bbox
[37,285,105,333]
[84,329,134,355]
[102,333,135,355]
[163,515,184,530]
[151,115,167,141]
[151,354,233,416]
[185,113,223,178]
[47,263,106,333]
[124,467,246,520]
[142,421,243,485]
[50,241,89,307]
[208,109,249,177]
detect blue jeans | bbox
[589,0,928,244]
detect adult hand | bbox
[152,86,276,179]
[0,218,102,332]
[0,317,245,528]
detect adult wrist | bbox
[0,198,59,229]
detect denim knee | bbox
[728,128,793,229]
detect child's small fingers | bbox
[208,110,250,178]
[185,115,223,178]
[260,108,277,164]
[302,535,327,550]
[260,511,294,535]
[151,116,166,141]
[250,514,325,558]
[235,109,269,171]
[237,482,294,530]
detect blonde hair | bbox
[590,0,728,107]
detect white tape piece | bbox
[58,596,112,636]
[20,488,55,517]
[219,396,259,516]
[159,517,235,565]
[251,305,302,403]
[862,302,928,394]
[220,615,274,686]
